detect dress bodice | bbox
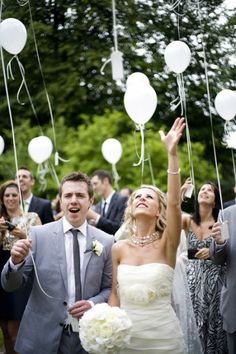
[118,263,174,307]
[117,263,186,353]
[187,229,212,250]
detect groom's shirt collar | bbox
[62,217,87,237]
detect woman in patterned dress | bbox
[0,180,41,353]
[182,182,227,354]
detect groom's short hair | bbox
[59,171,93,198]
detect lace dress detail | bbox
[0,212,38,250]
[118,263,186,354]
[0,212,39,320]
[186,230,227,354]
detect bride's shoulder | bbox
[113,239,130,250]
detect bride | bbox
[108,117,186,354]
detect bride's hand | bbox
[159,117,185,155]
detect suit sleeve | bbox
[210,240,227,265]
[210,209,228,265]
[1,234,35,292]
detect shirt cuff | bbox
[9,258,25,271]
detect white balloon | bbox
[28,136,53,164]
[164,41,191,74]
[126,72,150,88]
[0,136,4,155]
[0,18,27,55]
[215,89,236,121]
[102,138,122,164]
[124,84,157,125]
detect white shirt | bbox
[62,216,87,305]
[22,193,33,212]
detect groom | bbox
[1,171,114,354]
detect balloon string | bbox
[48,161,60,188]
[172,73,196,198]
[147,153,156,186]
[37,162,49,191]
[180,73,196,198]
[100,58,111,75]
[0,0,2,20]
[133,124,145,181]
[231,149,236,189]
[112,163,120,190]
[0,48,29,237]
[6,55,44,135]
[196,0,224,216]
[29,250,58,299]
[112,0,118,51]
[27,1,67,165]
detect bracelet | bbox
[167,168,180,175]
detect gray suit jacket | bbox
[210,205,236,333]
[1,219,114,354]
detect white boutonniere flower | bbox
[92,240,103,256]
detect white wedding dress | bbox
[118,263,186,354]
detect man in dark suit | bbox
[2,171,113,354]
[16,166,54,224]
[87,170,127,235]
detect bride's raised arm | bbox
[160,117,185,252]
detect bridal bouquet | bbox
[79,303,132,354]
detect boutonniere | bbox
[84,240,104,256]
[92,240,103,256]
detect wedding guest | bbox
[182,182,227,354]
[108,118,187,353]
[119,187,133,198]
[210,204,236,354]
[87,170,127,235]
[0,180,41,353]
[1,172,113,354]
[16,166,54,224]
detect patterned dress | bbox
[0,212,38,320]
[186,230,228,354]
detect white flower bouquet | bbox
[79,303,132,354]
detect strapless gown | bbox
[118,263,186,354]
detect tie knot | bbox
[70,229,79,237]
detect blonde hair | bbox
[122,184,167,238]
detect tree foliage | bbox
[0,0,235,201]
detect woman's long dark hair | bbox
[192,182,221,225]
[0,180,20,220]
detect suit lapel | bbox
[53,220,68,292]
[28,195,36,212]
[106,192,117,217]
[81,225,96,289]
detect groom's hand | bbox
[11,239,32,264]
[68,300,92,319]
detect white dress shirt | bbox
[62,217,87,305]
[22,193,33,212]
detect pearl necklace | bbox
[130,232,160,247]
